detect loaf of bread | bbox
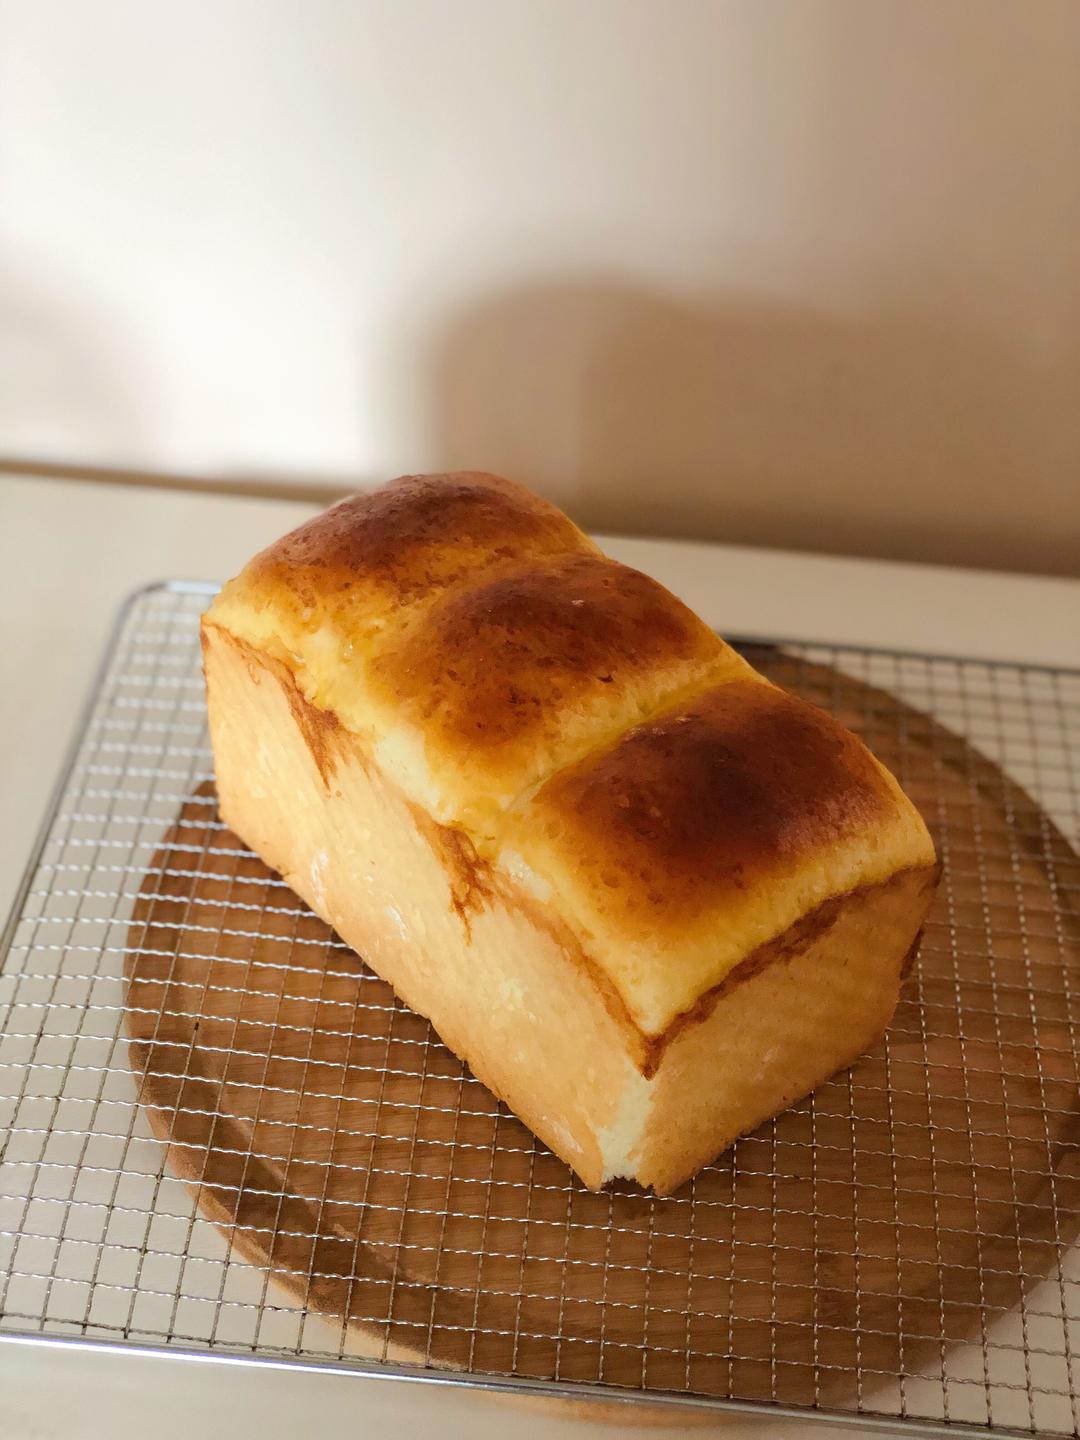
[202,472,938,1194]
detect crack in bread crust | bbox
[407,803,495,934]
[279,663,347,787]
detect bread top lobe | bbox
[209,471,596,657]
[502,679,937,1034]
[367,551,748,823]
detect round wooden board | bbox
[124,649,1080,1418]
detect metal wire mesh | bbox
[1,580,1077,1435]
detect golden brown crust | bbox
[208,473,938,1039]
[513,678,915,932]
[368,551,728,785]
[216,471,594,639]
[505,675,936,1032]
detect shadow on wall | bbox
[424,278,1080,576]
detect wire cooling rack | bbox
[1,580,1077,1437]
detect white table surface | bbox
[1,471,1078,1439]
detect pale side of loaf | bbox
[202,472,939,1194]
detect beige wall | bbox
[1,0,1077,574]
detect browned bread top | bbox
[210,472,750,829]
[207,471,937,1035]
[210,471,595,658]
[502,678,935,1033]
[366,550,749,826]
